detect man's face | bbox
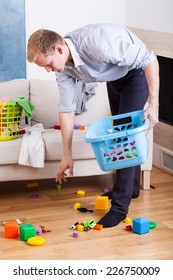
[35,47,66,73]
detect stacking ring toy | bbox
[27,236,45,246]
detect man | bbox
[27,23,159,228]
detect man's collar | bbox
[64,38,84,68]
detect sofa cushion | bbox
[30,79,111,128]
[30,79,59,128]
[0,79,30,128]
[42,128,95,160]
[0,137,23,164]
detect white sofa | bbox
[0,79,153,189]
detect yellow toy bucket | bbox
[0,101,22,141]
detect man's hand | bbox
[56,155,74,184]
[143,103,159,132]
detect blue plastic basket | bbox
[85,110,149,171]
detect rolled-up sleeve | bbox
[56,73,77,112]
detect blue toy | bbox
[132,217,150,234]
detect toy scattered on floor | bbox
[103,187,110,193]
[73,231,79,238]
[36,228,43,235]
[15,218,23,225]
[124,217,132,224]
[150,221,157,229]
[27,236,45,246]
[125,225,133,231]
[26,182,39,189]
[19,224,36,241]
[76,190,86,195]
[71,222,79,229]
[30,193,41,199]
[76,224,84,231]
[132,217,150,235]
[83,220,96,231]
[39,225,51,233]
[93,224,103,230]
[77,207,94,213]
[95,196,109,210]
[74,202,81,210]
[5,221,19,238]
[56,183,62,190]
[71,221,103,232]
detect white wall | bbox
[25,0,126,80]
[126,0,173,33]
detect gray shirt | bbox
[56,23,156,112]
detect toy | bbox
[77,207,94,213]
[124,217,132,224]
[74,202,81,210]
[15,218,23,225]
[30,193,40,199]
[84,220,96,231]
[26,182,39,189]
[125,225,132,231]
[73,232,79,238]
[71,222,79,229]
[5,221,19,238]
[36,228,43,235]
[93,224,103,230]
[95,196,109,210]
[103,187,110,193]
[56,183,62,190]
[76,224,84,231]
[19,224,36,241]
[39,225,51,233]
[150,221,157,229]
[74,124,81,129]
[27,236,45,246]
[132,218,150,234]
[76,190,85,195]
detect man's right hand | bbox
[56,155,74,184]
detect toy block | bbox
[93,224,103,230]
[95,196,108,210]
[5,221,19,238]
[125,225,132,231]
[19,224,36,241]
[132,218,150,234]
[73,231,79,238]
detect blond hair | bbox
[27,29,64,62]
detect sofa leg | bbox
[141,170,150,190]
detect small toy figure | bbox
[71,222,79,229]
[77,207,94,213]
[39,225,51,233]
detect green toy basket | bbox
[0,101,22,141]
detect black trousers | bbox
[107,68,149,215]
